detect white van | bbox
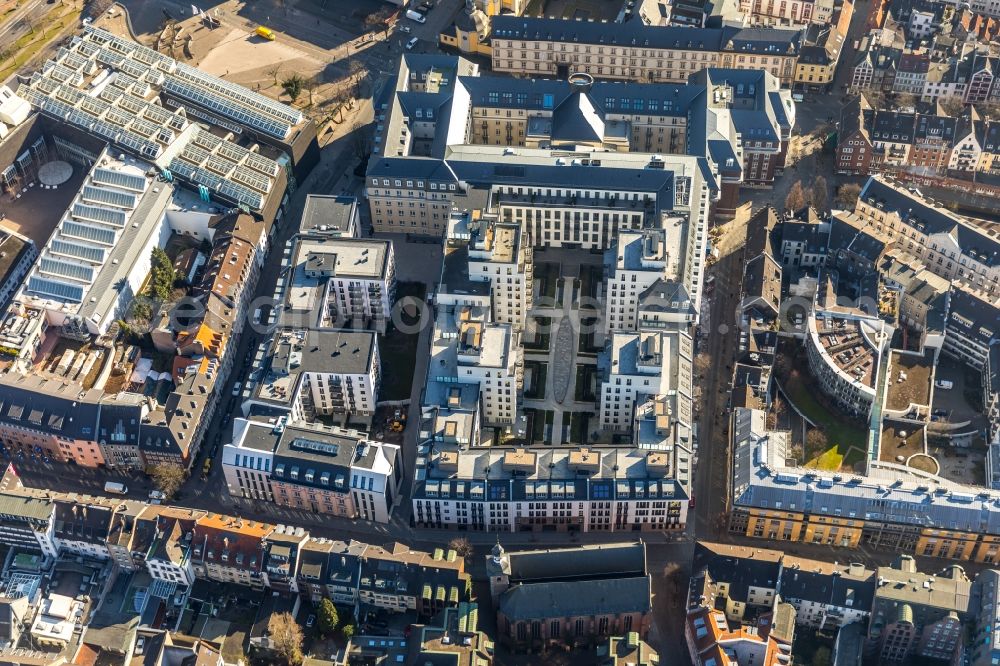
[935,379,954,390]
[406,9,426,23]
[104,481,128,495]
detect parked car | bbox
[935,380,954,390]
[149,490,166,501]
[399,25,411,33]
[405,37,419,50]
[306,615,315,628]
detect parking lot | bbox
[931,357,988,432]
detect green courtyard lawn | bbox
[781,370,868,472]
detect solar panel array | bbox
[82,185,137,210]
[27,277,84,303]
[163,76,292,139]
[39,257,95,283]
[92,168,146,193]
[63,221,116,246]
[50,240,106,264]
[72,203,126,227]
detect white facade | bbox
[600,331,670,431]
[412,446,689,532]
[606,230,667,333]
[223,418,278,501]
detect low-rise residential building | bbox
[191,514,273,589]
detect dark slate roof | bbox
[778,566,876,614]
[507,542,646,584]
[914,114,956,143]
[693,542,781,602]
[53,500,114,545]
[869,110,916,143]
[97,402,143,448]
[498,575,651,621]
[458,75,703,118]
[491,17,801,55]
[0,376,101,442]
[947,288,1000,346]
[271,424,360,493]
[778,220,829,254]
[550,91,604,143]
[860,178,999,267]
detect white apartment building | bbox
[248,328,380,424]
[606,214,703,334]
[449,213,529,328]
[600,330,674,431]
[606,230,669,333]
[431,305,521,426]
[412,446,688,532]
[280,236,396,333]
[223,418,280,502]
[296,237,396,332]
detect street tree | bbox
[268,612,304,665]
[341,623,356,641]
[785,180,806,212]
[835,182,861,209]
[938,96,964,117]
[149,463,186,499]
[448,537,473,558]
[266,64,282,86]
[811,175,829,215]
[316,598,339,637]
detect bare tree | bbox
[266,64,282,86]
[268,612,304,665]
[893,92,919,110]
[806,428,829,456]
[785,180,806,213]
[90,0,114,18]
[448,537,473,558]
[937,95,964,117]
[351,121,370,160]
[149,463,186,498]
[811,175,829,215]
[835,182,862,209]
[693,352,711,380]
[347,59,365,96]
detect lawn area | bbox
[578,316,602,355]
[524,361,547,399]
[524,316,552,351]
[579,264,603,302]
[534,262,559,300]
[574,364,597,402]
[568,412,590,444]
[781,371,867,452]
[378,282,425,401]
[808,444,866,472]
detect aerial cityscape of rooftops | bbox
[0,0,998,663]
